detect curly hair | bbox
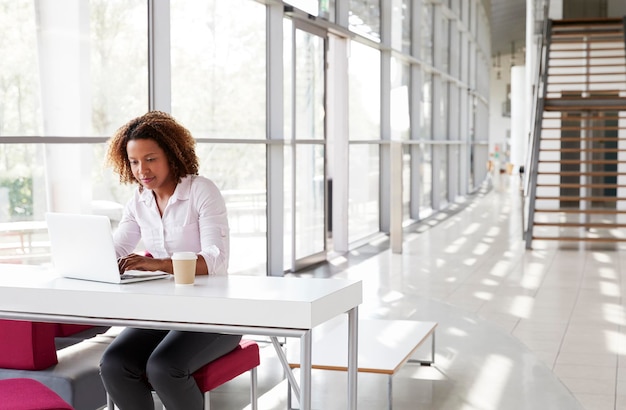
[106,111,199,187]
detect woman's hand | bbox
[117,253,172,274]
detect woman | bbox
[99,111,241,410]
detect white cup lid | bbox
[171,252,198,260]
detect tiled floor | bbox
[209,177,624,409]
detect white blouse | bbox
[113,175,229,275]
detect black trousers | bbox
[99,328,242,410]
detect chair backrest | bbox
[0,320,58,370]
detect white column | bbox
[328,36,350,253]
[525,0,534,149]
[510,66,526,173]
[36,0,92,214]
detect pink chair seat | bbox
[192,339,260,409]
[0,378,74,410]
[107,339,261,410]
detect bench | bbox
[285,319,437,410]
[0,321,113,410]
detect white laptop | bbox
[45,212,169,284]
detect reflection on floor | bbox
[210,179,624,410]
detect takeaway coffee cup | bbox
[171,252,197,286]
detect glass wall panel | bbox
[284,144,294,269]
[439,15,450,73]
[348,144,380,242]
[0,143,134,264]
[349,0,381,41]
[294,144,325,260]
[285,0,318,15]
[421,72,433,139]
[402,145,411,223]
[0,0,147,136]
[391,58,410,141]
[390,0,411,54]
[197,143,266,275]
[419,144,432,215]
[295,29,325,140]
[348,42,380,140]
[0,2,41,136]
[170,0,266,139]
[421,4,433,66]
[89,1,149,134]
[0,0,148,259]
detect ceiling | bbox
[489,0,528,58]
[487,0,615,58]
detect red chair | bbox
[107,339,260,410]
[192,339,260,410]
[0,378,74,410]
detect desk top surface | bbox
[0,264,362,331]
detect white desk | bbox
[0,265,362,410]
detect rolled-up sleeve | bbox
[113,200,142,258]
[194,178,230,276]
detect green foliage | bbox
[0,176,33,219]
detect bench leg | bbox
[408,330,436,366]
[251,367,258,410]
[387,375,393,410]
[204,391,211,410]
[431,331,436,363]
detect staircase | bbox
[525,17,626,248]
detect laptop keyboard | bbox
[120,270,168,280]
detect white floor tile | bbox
[213,188,621,409]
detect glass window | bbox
[421,72,433,139]
[197,143,267,275]
[390,0,411,54]
[419,144,432,216]
[295,29,325,140]
[348,41,380,141]
[349,0,380,41]
[0,2,41,136]
[294,144,325,259]
[439,16,450,73]
[421,4,433,65]
[170,0,266,139]
[402,145,412,223]
[284,0,318,15]
[348,144,379,243]
[0,143,135,264]
[390,58,410,141]
[0,0,148,137]
[1,0,148,265]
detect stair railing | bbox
[523,0,551,249]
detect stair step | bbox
[539,148,626,152]
[536,196,623,202]
[548,72,626,77]
[548,49,626,55]
[538,160,626,164]
[534,222,626,228]
[538,171,626,176]
[536,183,626,188]
[539,137,624,142]
[534,208,626,214]
[531,236,626,242]
[550,17,624,25]
[542,126,626,131]
[542,114,622,120]
[551,36,624,42]
[548,62,626,67]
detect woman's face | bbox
[126,138,175,193]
